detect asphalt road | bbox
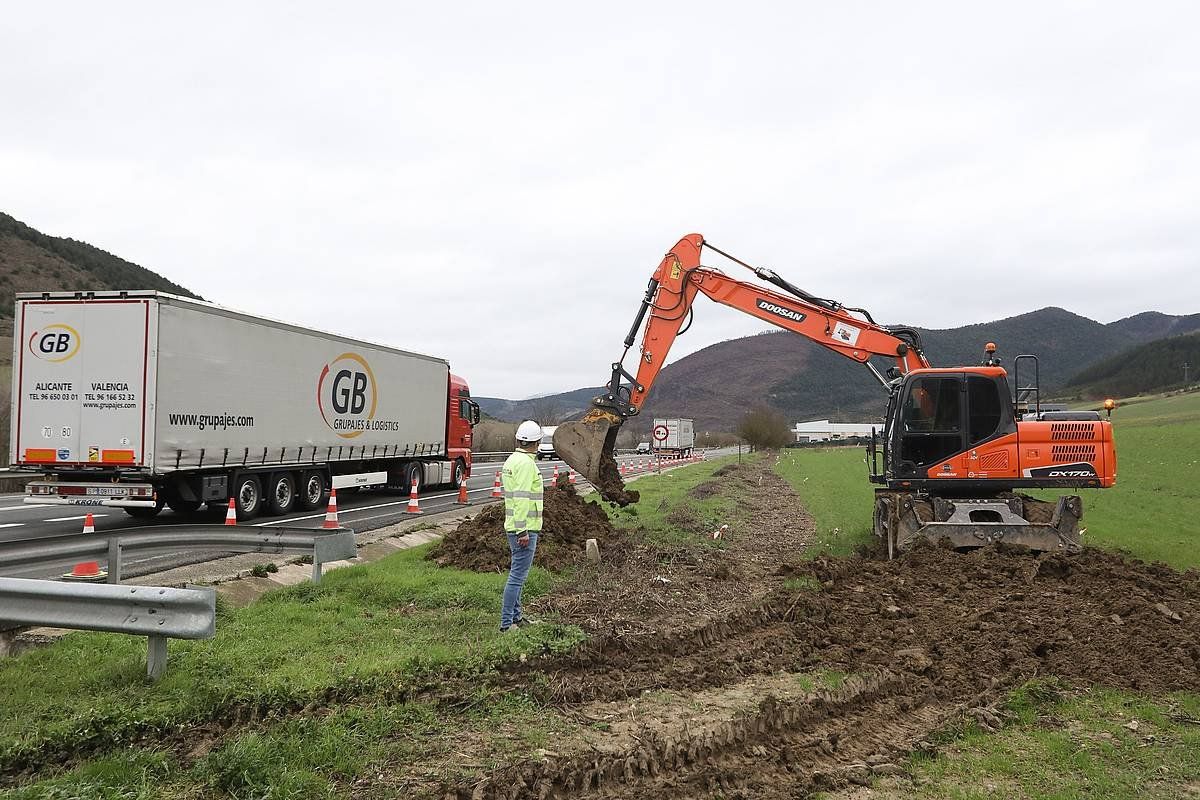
[0,451,720,545]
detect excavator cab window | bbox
[898,375,963,471]
[967,376,1004,444]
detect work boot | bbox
[513,616,539,628]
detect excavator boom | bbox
[556,234,928,501]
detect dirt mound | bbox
[428,480,624,572]
[526,542,1200,706]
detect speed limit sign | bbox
[652,424,669,441]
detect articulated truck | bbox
[10,291,481,521]
[651,417,695,457]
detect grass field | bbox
[779,392,1200,798]
[775,446,876,557]
[1064,391,1200,567]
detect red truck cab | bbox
[447,374,480,486]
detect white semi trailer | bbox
[10,291,480,520]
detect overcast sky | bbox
[3,2,1197,398]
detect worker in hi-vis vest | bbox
[499,420,544,632]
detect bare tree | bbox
[737,406,791,451]
[527,399,566,426]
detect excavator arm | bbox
[555,233,931,502]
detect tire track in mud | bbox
[447,670,996,799]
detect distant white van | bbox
[537,425,559,460]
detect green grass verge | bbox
[606,453,751,546]
[5,691,569,800]
[874,683,1200,799]
[775,446,875,556]
[0,546,583,776]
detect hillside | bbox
[0,212,201,319]
[485,306,1200,431]
[476,387,603,423]
[1106,311,1200,341]
[1063,331,1200,398]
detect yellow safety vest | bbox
[502,450,543,533]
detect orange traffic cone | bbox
[551,464,560,484]
[224,497,237,525]
[568,469,576,485]
[406,479,422,514]
[456,480,469,505]
[61,560,106,582]
[81,513,95,534]
[620,462,627,475]
[322,489,340,529]
[491,471,503,498]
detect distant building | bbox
[791,419,878,443]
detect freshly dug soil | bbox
[533,459,816,638]
[456,542,1200,799]
[428,479,624,573]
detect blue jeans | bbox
[500,532,538,630]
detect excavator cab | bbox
[888,369,1016,480]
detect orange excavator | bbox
[554,234,1117,555]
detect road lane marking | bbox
[44,514,110,523]
[0,504,49,512]
[0,523,25,529]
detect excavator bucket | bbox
[553,408,639,506]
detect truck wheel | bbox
[405,462,423,494]
[267,473,297,515]
[452,459,467,488]
[297,470,328,511]
[234,475,263,521]
[125,499,164,520]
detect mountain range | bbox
[479,307,1200,433]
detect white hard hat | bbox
[516,420,543,443]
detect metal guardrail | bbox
[0,577,215,679]
[0,526,357,584]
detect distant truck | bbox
[650,417,695,457]
[10,291,481,521]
